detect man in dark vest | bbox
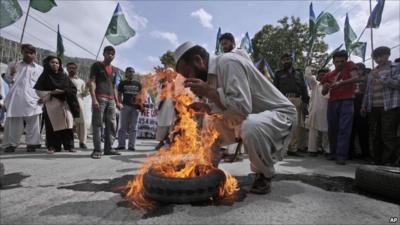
[274,53,309,156]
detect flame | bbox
[125,68,239,209]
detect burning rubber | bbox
[143,165,226,204]
[124,70,239,210]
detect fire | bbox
[125,68,239,209]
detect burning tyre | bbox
[143,166,226,203]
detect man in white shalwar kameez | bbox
[155,74,176,149]
[2,44,43,152]
[304,67,330,156]
[174,42,296,194]
[67,62,90,149]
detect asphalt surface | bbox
[0,138,399,225]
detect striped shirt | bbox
[362,61,400,111]
[371,79,384,107]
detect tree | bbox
[252,16,329,72]
[159,50,175,68]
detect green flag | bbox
[321,44,343,69]
[30,0,56,13]
[316,12,340,35]
[350,42,367,61]
[105,3,136,46]
[367,0,385,28]
[57,25,64,61]
[0,0,23,29]
[215,27,222,55]
[344,13,357,52]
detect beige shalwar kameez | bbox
[206,52,297,178]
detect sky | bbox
[0,0,399,73]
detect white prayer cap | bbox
[174,41,196,64]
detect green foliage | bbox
[159,50,175,68]
[252,16,329,72]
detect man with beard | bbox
[274,53,309,156]
[174,42,296,194]
[67,62,90,149]
[219,33,235,53]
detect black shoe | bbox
[287,151,302,157]
[114,146,125,150]
[79,143,87,149]
[26,145,36,152]
[250,174,271,195]
[336,160,346,165]
[326,154,335,161]
[128,147,135,151]
[309,152,318,157]
[104,150,121,155]
[298,147,308,153]
[4,146,16,153]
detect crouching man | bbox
[174,42,296,194]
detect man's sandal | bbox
[91,151,102,159]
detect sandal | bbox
[91,151,102,159]
[47,148,55,154]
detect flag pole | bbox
[369,0,375,69]
[355,27,367,43]
[19,1,31,46]
[95,2,118,60]
[95,34,107,61]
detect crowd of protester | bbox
[0,39,399,168]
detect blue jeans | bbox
[92,97,116,152]
[117,105,140,148]
[327,99,354,160]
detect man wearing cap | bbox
[361,46,400,167]
[174,42,296,194]
[274,53,310,156]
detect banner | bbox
[137,95,157,139]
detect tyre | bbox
[355,165,400,201]
[143,167,226,204]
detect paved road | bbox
[0,139,399,225]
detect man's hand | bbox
[51,89,65,94]
[10,66,16,76]
[116,102,123,110]
[330,80,342,89]
[360,107,367,117]
[372,69,380,79]
[92,99,100,109]
[138,105,145,114]
[187,102,211,115]
[184,78,212,98]
[322,83,331,95]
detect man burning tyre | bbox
[174,42,297,194]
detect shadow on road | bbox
[0,172,30,190]
[0,153,92,160]
[46,172,398,221]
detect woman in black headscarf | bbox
[34,56,80,153]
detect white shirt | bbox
[305,69,329,131]
[4,61,43,117]
[70,76,89,123]
[70,76,89,99]
[155,81,176,127]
